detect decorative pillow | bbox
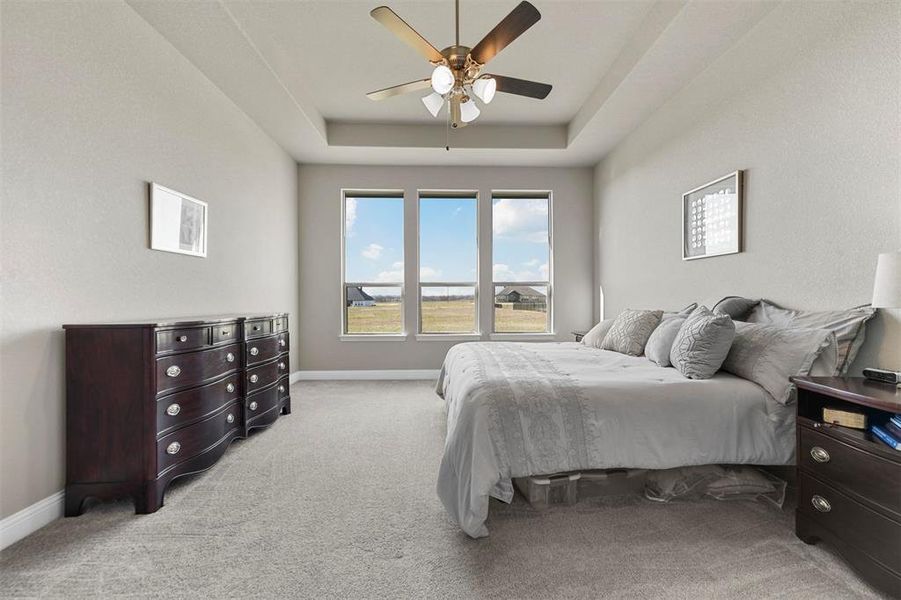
[722,322,836,404]
[600,309,663,356]
[581,319,615,348]
[745,300,875,374]
[713,296,759,321]
[670,307,735,379]
[645,316,686,367]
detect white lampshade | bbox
[460,97,480,123]
[872,251,901,308]
[472,76,496,104]
[421,92,444,118]
[430,65,454,95]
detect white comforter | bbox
[435,342,795,538]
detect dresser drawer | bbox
[212,322,238,345]
[800,426,901,517]
[799,473,901,574]
[245,318,271,340]
[246,335,282,366]
[246,360,280,394]
[277,376,290,402]
[156,374,241,436]
[157,402,241,476]
[246,384,281,424]
[273,316,288,333]
[156,327,210,354]
[156,343,240,395]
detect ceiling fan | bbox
[366,0,552,130]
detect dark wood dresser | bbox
[792,376,901,597]
[64,313,291,516]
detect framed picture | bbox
[682,170,742,260]
[150,183,207,257]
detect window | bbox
[342,192,404,335]
[492,194,552,333]
[418,193,478,334]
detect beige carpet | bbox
[0,380,888,599]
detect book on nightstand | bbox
[871,425,901,451]
[822,407,867,429]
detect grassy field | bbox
[346,300,547,334]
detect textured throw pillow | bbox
[670,307,736,379]
[713,296,759,321]
[722,322,836,404]
[645,316,686,367]
[600,309,663,356]
[746,300,875,374]
[581,319,615,348]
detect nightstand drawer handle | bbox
[810,446,830,463]
[166,403,181,416]
[811,495,831,513]
[165,365,181,378]
[166,442,181,455]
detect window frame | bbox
[415,190,481,338]
[489,191,555,337]
[339,189,407,340]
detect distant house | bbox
[495,286,545,303]
[346,286,375,307]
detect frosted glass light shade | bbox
[460,98,480,123]
[430,65,454,95]
[872,251,901,308]
[472,77,496,104]
[421,92,444,117]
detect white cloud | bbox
[539,262,549,279]
[493,198,548,243]
[345,198,357,236]
[493,262,549,282]
[523,258,540,267]
[419,266,442,279]
[361,243,383,260]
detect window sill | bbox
[415,333,482,342]
[488,332,557,341]
[339,334,408,342]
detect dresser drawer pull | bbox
[279,339,286,347]
[250,347,259,356]
[226,383,235,393]
[165,403,181,416]
[278,385,285,393]
[249,401,259,411]
[177,335,188,342]
[811,495,831,513]
[226,413,235,424]
[165,365,181,378]
[166,441,181,455]
[221,329,230,336]
[226,352,235,363]
[253,325,261,331]
[278,362,286,371]
[249,374,259,384]
[810,446,830,463]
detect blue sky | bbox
[345,196,549,293]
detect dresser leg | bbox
[795,512,820,545]
[64,488,87,517]
[281,399,291,415]
[136,482,166,514]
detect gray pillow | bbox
[713,296,759,320]
[722,322,836,404]
[601,309,663,356]
[645,316,686,367]
[745,300,875,374]
[581,319,615,348]
[670,307,735,379]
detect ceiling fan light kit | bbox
[367,0,552,140]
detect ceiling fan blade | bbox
[370,6,445,64]
[366,78,432,101]
[489,74,552,99]
[469,1,541,66]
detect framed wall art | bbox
[150,183,207,257]
[682,170,742,260]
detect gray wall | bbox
[1,2,299,519]
[298,164,594,371]
[592,2,901,371]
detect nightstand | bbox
[791,376,901,597]
[571,330,588,343]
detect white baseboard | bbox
[0,490,64,550]
[291,369,439,381]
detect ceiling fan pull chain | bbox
[446,97,451,151]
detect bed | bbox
[435,341,796,538]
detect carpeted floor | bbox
[0,381,889,599]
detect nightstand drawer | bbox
[799,473,901,574]
[800,426,901,517]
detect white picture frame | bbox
[682,170,742,261]
[150,183,207,258]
